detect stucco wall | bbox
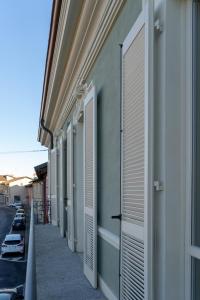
[86,0,142,296]
[10,185,27,203]
[87,0,142,233]
[61,0,142,296]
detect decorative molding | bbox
[44,0,77,122]
[72,81,88,100]
[73,99,84,125]
[49,0,109,131]
[98,275,118,300]
[40,0,126,146]
[54,128,64,138]
[98,226,120,250]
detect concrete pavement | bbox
[35,224,106,300]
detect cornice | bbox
[48,0,107,130]
[39,0,62,145]
[41,0,126,146]
[44,0,71,122]
[41,0,83,145]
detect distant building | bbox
[0,175,15,183]
[8,177,32,204]
[25,163,49,224]
[0,175,14,205]
[32,163,49,224]
[0,175,32,205]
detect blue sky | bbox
[0,0,52,177]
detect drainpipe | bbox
[40,118,53,150]
[39,0,62,149]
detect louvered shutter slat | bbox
[59,136,64,237]
[83,86,97,288]
[121,3,154,299]
[67,123,75,251]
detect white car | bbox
[1,234,24,256]
[15,204,23,210]
[7,203,16,208]
[16,209,25,214]
[0,285,24,299]
[15,213,25,220]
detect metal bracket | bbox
[154,180,164,191]
[111,214,122,220]
[154,19,163,33]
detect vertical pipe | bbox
[119,42,123,300]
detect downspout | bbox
[39,0,62,149]
[40,118,54,150]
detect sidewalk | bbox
[35,224,106,300]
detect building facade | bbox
[38,1,198,299]
[32,163,49,224]
[0,175,14,205]
[8,177,32,204]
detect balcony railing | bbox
[33,198,51,224]
[24,201,37,300]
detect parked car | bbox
[15,213,25,221]
[15,204,23,210]
[16,209,24,214]
[1,234,24,256]
[12,218,25,230]
[7,204,16,208]
[0,285,24,299]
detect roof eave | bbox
[38,0,62,146]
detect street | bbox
[0,206,15,244]
[0,205,27,288]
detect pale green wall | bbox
[87,0,142,235]
[98,237,119,298]
[61,0,142,296]
[87,0,142,297]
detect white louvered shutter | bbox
[67,123,75,251]
[50,148,58,226]
[59,136,65,237]
[121,4,154,300]
[83,86,97,288]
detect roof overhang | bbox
[34,162,48,179]
[38,0,125,147]
[38,0,62,146]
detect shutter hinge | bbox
[73,128,76,135]
[153,180,164,191]
[154,19,163,33]
[73,183,76,188]
[64,197,68,206]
